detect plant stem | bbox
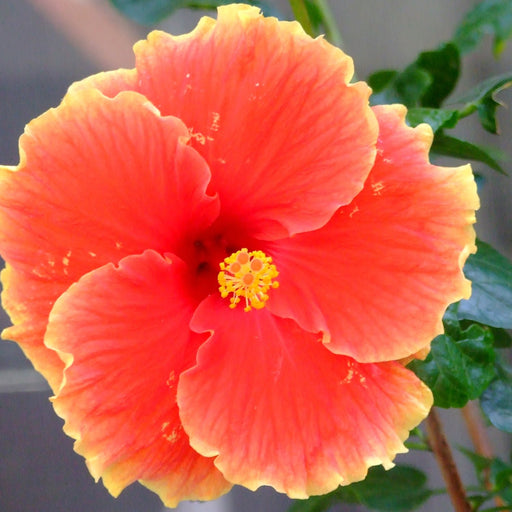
[462,401,505,508]
[463,401,493,458]
[457,104,478,119]
[425,408,472,512]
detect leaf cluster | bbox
[288,465,434,512]
[460,448,512,511]
[408,308,496,409]
[369,36,512,175]
[409,240,512,427]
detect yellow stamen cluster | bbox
[218,248,279,312]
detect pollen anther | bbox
[218,248,279,312]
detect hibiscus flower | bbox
[0,3,478,507]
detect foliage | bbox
[369,43,460,107]
[288,465,433,512]
[451,73,512,134]
[458,240,512,328]
[481,375,512,433]
[408,312,496,408]
[369,40,511,175]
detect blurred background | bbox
[0,1,511,511]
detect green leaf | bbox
[303,0,325,36]
[455,73,512,105]
[406,108,459,132]
[453,0,512,57]
[459,447,492,475]
[458,240,512,328]
[340,465,432,511]
[368,44,460,108]
[442,303,464,338]
[452,73,512,134]
[460,449,512,504]
[490,458,512,503]
[460,322,512,348]
[289,0,315,37]
[478,95,504,134]
[408,324,495,408]
[481,376,512,433]
[368,70,398,92]
[490,327,512,348]
[432,133,507,174]
[289,466,432,512]
[370,66,431,107]
[109,0,280,25]
[415,43,460,107]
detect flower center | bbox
[218,248,279,312]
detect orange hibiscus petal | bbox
[133,4,377,239]
[178,297,432,498]
[0,88,218,389]
[1,266,67,390]
[67,68,138,97]
[45,251,231,506]
[267,104,478,362]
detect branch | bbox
[462,401,505,508]
[426,408,472,512]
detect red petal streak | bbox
[0,88,218,389]
[178,298,432,498]
[134,5,377,239]
[45,251,230,506]
[267,104,478,362]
